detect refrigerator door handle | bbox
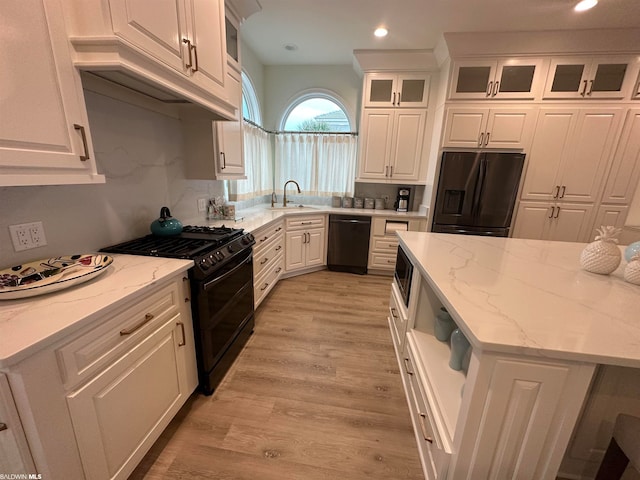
[472,158,487,218]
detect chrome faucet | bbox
[271,191,277,207]
[282,179,301,207]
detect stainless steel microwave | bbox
[394,246,413,307]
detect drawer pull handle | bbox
[403,357,414,375]
[260,236,268,242]
[260,282,269,291]
[275,245,282,251]
[260,258,269,265]
[177,321,186,347]
[0,422,7,432]
[120,313,154,336]
[387,259,395,264]
[301,221,313,225]
[275,267,282,274]
[418,413,434,444]
[275,227,282,232]
[390,307,398,319]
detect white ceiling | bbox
[240,0,640,65]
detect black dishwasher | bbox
[327,215,371,275]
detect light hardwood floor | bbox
[130,270,424,480]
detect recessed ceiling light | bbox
[574,0,597,12]
[283,43,298,51]
[374,27,388,38]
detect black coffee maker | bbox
[396,188,410,212]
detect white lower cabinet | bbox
[368,217,425,272]
[2,274,197,480]
[512,201,595,242]
[284,215,326,273]
[0,374,36,473]
[393,272,596,479]
[252,220,285,308]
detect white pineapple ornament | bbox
[624,253,640,285]
[580,226,622,275]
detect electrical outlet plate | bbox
[197,198,207,213]
[9,222,47,252]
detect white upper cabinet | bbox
[520,107,624,203]
[543,56,640,100]
[449,58,546,100]
[363,73,430,108]
[64,0,235,119]
[0,0,104,186]
[442,107,537,149]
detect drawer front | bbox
[389,282,408,353]
[254,256,284,308]
[57,280,183,389]
[369,252,397,270]
[254,232,284,277]
[253,220,284,248]
[372,236,399,253]
[285,214,326,230]
[405,346,451,479]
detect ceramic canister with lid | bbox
[342,197,353,208]
[375,198,385,210]
[364,198,375,209]
[354,197,364,209]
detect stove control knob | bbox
[215,251,225,261]
[227,244,235,253]
[208,254,217,265]
[199,258,211,270]
[243,233,255,244]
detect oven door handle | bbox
[203,253,252,290]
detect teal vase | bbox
[434,307,456,342]
[449,328,470,371]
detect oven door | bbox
[191,249,254,382]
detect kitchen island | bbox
[391,232,640,480]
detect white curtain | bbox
[230,122,272,200]
[275,133,357,196]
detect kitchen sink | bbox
[269,205,318,211]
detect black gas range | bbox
[101,225,256,395]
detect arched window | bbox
[241,72,261,125]
[276,90,357,197]
[280,91,352,132]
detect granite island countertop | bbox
[397,231,640,368]
[0,254,193,368]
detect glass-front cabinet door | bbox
[364,73,430,108]
[449,58,544,100]
[544,56,639,99]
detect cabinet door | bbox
[0,374,36,473]
[442,108,487,148]
[601,109,640,205]
[0,0,102,186]
[66,318,190,480]
[511,202,553,240]
[550,203,595,242]
[357,109,394,180]
[389,110,426,181]
[544,56,637,100]
[185,0,227,97]
[520,109,577,202]
[449,60,497,99]
[559,108,623,203]
[485,107,537,149]
[305,229,326,268]
[109,0,188,73]
[397,73,430,108]
[592,205,629,232]
[363,73,397,107]
[215,102,245,178]
[285,231,305,271]
[494,58,545,100]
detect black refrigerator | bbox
[432,151,525,236]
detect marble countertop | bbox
[397,232,640,368]
[0,255,193,368]
[182,204,428,234]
